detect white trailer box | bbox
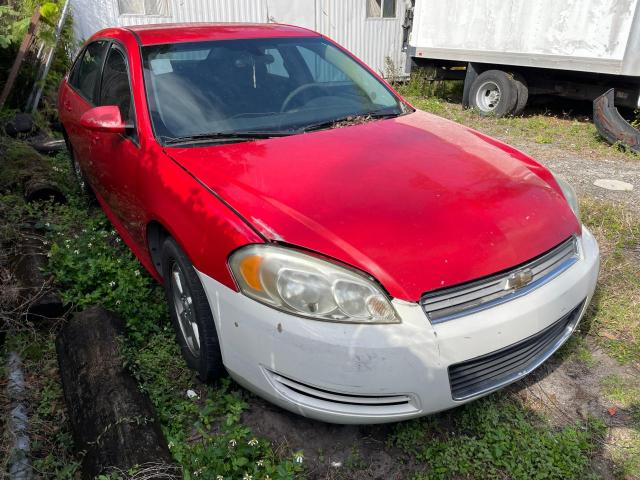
[408,0,640,114]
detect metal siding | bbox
[410,0,640,75]
[316,0,408,77]
[70,0,407,77]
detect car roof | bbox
[110,23,320,46]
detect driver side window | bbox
[99,44,136,139]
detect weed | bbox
[580,199,640,364]
[389,398,604,480]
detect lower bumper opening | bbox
[265,370,420,416]
[448,299,586,401]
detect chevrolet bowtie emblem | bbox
[505,268,534,290]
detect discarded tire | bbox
[11,231,64,321]
[5,113,35,138]
[23,178,66,204]
[56,306,179,479]
[30,137,66,155]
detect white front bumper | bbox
[197,228,599,424]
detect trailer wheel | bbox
[469,70,518,117]
[512,73,529,116]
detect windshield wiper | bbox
[160,130,295,146]
[299,110,403,133]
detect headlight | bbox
[228,245,399,323]
[553,174,580,220]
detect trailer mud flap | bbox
[593,88,640,152]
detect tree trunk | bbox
[56,306,179,479]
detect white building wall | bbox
[69,0,408,77]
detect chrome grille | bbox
[448,300,585,400]
[421,236,579,324]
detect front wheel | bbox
[161,237,224,382]
[469,70,518,117]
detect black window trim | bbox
[67,37,140,147]
[99,40,140,146]
[67,38,111,105]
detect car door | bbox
[59,40,109,181]
[89,42,146,245]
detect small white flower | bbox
[43,240,48,245]
[82,229,87,233]
[248,438,258,447]
[242,474,252,480]
[115,300,121,305]
[46,252,51,258]
[87,243,92,248]
[229,439,237,447]
[134,270,140,276]
[186,389,199,399]
[45,222,50,227]
[216,476,224,480]
[168,441,174,449]
[73,249,80,254]
[256,460,264,467]
[109,281,116,287]
[115,237,121,243]
[294,454,304,464]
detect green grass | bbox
[389,398,605,480]
[394,75,638,161]
[1,139,305,479]
[580,199,640,364]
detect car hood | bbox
[165,110,579,301]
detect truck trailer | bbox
[406,0,640,128]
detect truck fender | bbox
[462,63,481,108]
[593,88,640,153]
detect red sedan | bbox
[58,23,599,424]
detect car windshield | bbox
[141,36,405,143]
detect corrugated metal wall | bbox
[69,0,408,77]
[315,0,407,77]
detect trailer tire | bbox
[512,73,529,116]
[469,70,518,117]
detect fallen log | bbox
[56,306,179,479]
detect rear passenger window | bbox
[100,46,134,124]
[70,41,108,103]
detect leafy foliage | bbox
[40,151,306,479]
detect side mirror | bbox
[80,105,126,134]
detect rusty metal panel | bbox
[410,0,640,76]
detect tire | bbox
[161,237,224,382]
[511,72,529,116]
[469,70,518,117]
